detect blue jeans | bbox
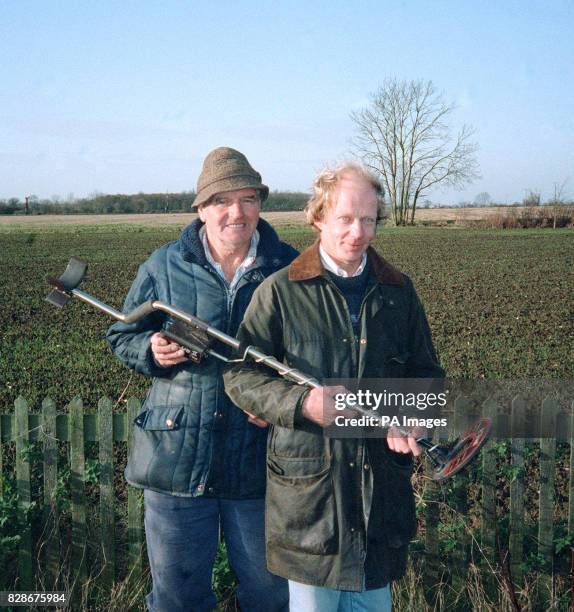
[144,490,289,612]
[288,580,391,612]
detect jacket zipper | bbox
[325,275,377,584]
[323,276,378,378]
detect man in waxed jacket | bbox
[107,148,295,612]
[224,163,444,611]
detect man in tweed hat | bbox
[107,147,295,611]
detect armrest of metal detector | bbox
[122,301,159,324]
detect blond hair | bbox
[305,163,384,225]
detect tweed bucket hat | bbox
[192,147,269,208]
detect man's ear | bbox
[197,205,206,222]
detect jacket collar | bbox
[288,239,404,286]
[179,217,286,268]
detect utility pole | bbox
[25,195,30,215]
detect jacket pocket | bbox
[266,456,338,555]
[134,405,185,430]
[270,426,327,458]
[381,451,417,547]
[285,330,329,380]
[126,405,188,491]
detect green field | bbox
[0,224,572,409]
[1,223,573,609]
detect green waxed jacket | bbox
[224,240,444,591]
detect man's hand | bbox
[301,385,348,427]
[150,332,189,367]
[387,426,426,457]
[245,411,269,429]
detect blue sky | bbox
[1,0,573,203]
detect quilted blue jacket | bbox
[107,218,298,498]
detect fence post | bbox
[480,398,497,561]
[423,467,441,603]
[69,397,87,603]
[126,398,143,586]
[423,419,451,602]
[99,397,115,592]
[509,396,526,586]
[479,396,498,602]
[537,396,557,604]
[450,395,471,595]
[15,397,33,590]
[42,398,60,588]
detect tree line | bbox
[0,191,309,215]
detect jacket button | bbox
[165,418,174,428]
[349,461,355,468]
[359,338,367,345]
[364,464,370,471]
[197,484,204,492]
[350,527,356,533]
[208,487,214,493]
[342,338,348,343]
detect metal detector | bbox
[46,257,492,481]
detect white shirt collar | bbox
[200,226,259,290]
[319,244,367,278]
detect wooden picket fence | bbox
[0,396,144,603]
[1,394,573,607]
[421,394,574,605]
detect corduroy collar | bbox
[288,239,404,285]
[179,217,285,268]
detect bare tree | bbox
[474,192,492,206]
[350,78,479,225]
[548,179,569,229]
[522,189,541,207]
